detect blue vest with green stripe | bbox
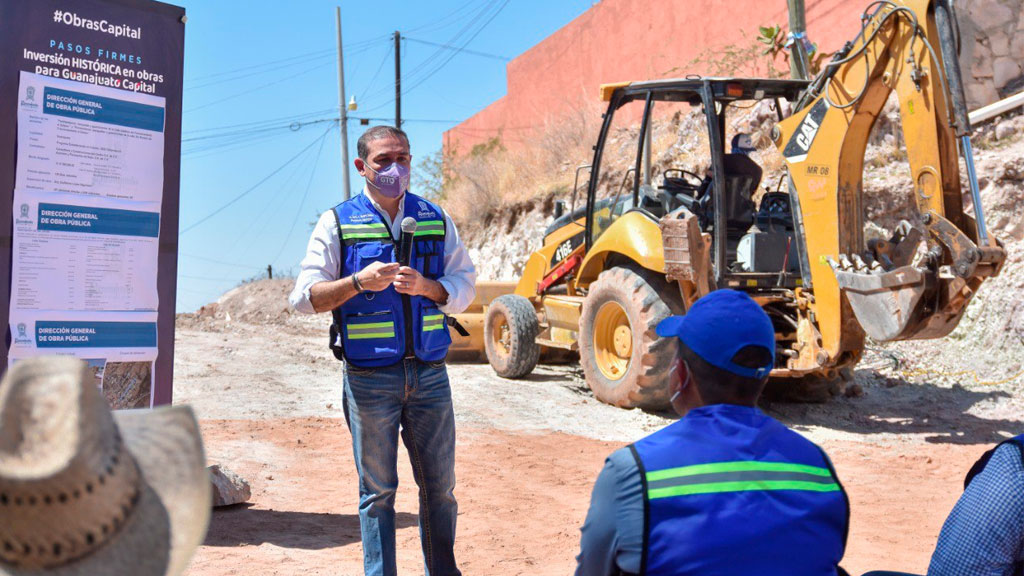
[331,192,450,368]
[630,404,849,576]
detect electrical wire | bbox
[185,59,334,113]
[358,43,394,103]
[359,0,507,111]
[179,252,267,270]
[180,126,333,235]
[403,36,509,61]
[183,108,336,136]
[271,129,330,265]
[404,0,487,35]
[225,131,324,261]
[185,35,387,84]
[186,51,336,91]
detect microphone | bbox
[398,217,418,267]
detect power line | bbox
[403,0,511,96]
[180,126,333,235]
[359,43,394,103]
[185,36,388,84]
[186,51,335,91]
[179,252,267,270]
[403,36,509,61]
[183,108,335,136]
[182,117,335,143]
[185,60,333,113]
[272,130,329,265]
[359,0,502,107]
[178,273,248,282]
[405,0,487,34]
[361,0,510,114]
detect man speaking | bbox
[290,125,476,576]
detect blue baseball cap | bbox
[655,290,775,379]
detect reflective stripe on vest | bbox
[423,313,445,332]
[646,460,840,499]
[415,220,445,237]
[346,320,396,340]
[631,405,849,576]
[339,222,391,242]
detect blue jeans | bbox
[343,358,461,576]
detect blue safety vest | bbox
[630,404,849,576]
[330,191,450,368]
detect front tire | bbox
[579,267,680,410]
[484,294,541,379]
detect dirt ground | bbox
[174,316,1024,576]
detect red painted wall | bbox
[444,0,864,154]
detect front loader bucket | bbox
[833,266,930,342]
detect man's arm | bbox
[927,443,1024,576]
[311,261,399,312]
[576,447,644,576]
[436,209,477,315]
[289,211,340,315]
[289,211,400,313]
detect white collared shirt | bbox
[289,188,477,315]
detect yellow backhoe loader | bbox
[451,0,1006,408]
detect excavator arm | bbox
[774,0,1006,361]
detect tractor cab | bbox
[574,78,810,291]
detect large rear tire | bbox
[579,266,680,410]
[484,294,541,379]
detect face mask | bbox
[365,162,410,198]
[669,360,691,403]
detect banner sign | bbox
[0,0,185,409]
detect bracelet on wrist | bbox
[351,273,365,293]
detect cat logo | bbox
[782,99,829,164]
[796,114,820,151]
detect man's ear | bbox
[354,157,366,176]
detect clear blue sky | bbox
[175,0,596,312]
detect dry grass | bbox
[442,99,605,234]
[442,96,802,235]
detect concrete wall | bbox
[444,0,1024,155]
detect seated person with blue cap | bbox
[575,289,851,576]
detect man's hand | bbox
[395,266,449,304]
[394,266,427,296]
[357,261,399,292]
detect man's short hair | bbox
[357,125,409,160]
[680,342,773,404]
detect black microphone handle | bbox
[398,231,414,267]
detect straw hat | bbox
[0,357,211,576]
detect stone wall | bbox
[962,0,1024,105]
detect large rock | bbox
[972,44,994,79]
[990,31,1011,57]
[970,0,1014,33]
[209,464,252,507]
[994,57,1023,89]
[968,82,1001,108]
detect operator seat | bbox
[721,153,761,237]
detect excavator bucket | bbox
[829,216,1006,342]
[833,266,930,341]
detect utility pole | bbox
[787,0,811,80]
[394,30,401,128]
[336,7,351,201]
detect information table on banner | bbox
[0,0,185,409]
[10,71,164,407]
